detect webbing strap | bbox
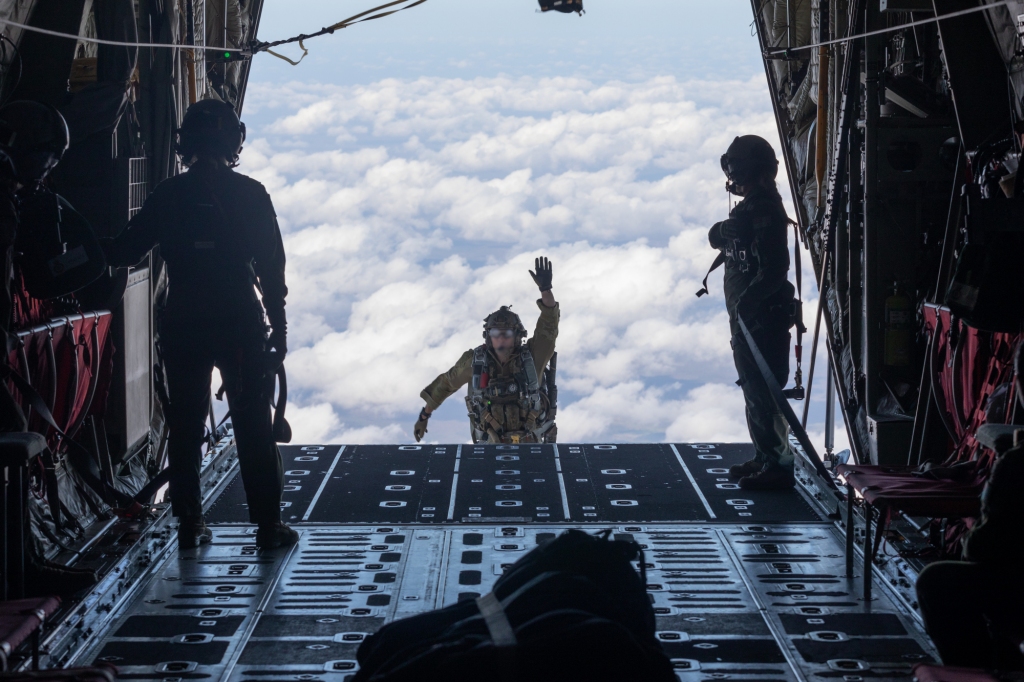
[792,222,804,379]
[519,347,540,393]
[695,252,727,297]
[792,221,802,301]
[471,346,487,389]
[475,592,517,647]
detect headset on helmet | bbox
[483,305,527,344]
[720,135,778,193]
[0,100,70,185]
[176,99,246,166]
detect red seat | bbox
[0,597,60,671]
[837,464,983,518]
[912,663,1000,682]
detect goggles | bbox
[487,328,516,339]
[720,153,733,178]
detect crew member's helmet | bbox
[720,135,779,189]
[483,306,527,344]
[0,101,70,185]
[176,99,246,166]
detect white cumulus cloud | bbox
[237,74,829,446]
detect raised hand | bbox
[529,256,553,292]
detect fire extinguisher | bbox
[884,281,912,367]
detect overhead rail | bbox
[763,0,1013,58]
[0,0,429,65]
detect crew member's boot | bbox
[739,464,795,490]
[729,458,764,479]
[256,522,299,550]
[178,515,213,549]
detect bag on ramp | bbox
[353,529,674,682]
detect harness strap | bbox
[520,347,540,394]
[475,592,517,647]
[471,346,487,389]
[791,221,805,383]
[695,252,727,297]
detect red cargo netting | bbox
[7,312,115,447]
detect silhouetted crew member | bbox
[706,135,796,490]
[106,100,297,550]
[916,349,1024,669]
[0,101,98,595]
[415,258,558,444]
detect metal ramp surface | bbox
[207,443,824,525]
[70,444,937,681]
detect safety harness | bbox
[465,345,555,444]
[695,195,807,399]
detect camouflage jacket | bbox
[420,300,559,422]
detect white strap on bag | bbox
[475,592,517,647]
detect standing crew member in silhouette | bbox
[704,135,796,490]
[105,100,296,550]
[0,101,99,595]
[415,258,559,444]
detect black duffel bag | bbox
[354,529,674,682]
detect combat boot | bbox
[256,522,299,550]
[729,459,764,479]
[739,465,795,490]
[178,516,213,549]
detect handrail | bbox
[16,311,112,339]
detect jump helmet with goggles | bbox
[720,134,778,193]
[483,306,527,344]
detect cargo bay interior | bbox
[2,0,1024,680]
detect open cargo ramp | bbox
[65,443,938,681]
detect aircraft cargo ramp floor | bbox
[70,443,939,681]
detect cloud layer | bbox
[237,74,845,448]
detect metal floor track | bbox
[71,522,937,682]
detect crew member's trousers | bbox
[161,322,283,525]
[916,561,1024,669]
[731,323,793,470]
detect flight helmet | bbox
[0,101,70,185]
[720,135,779,192]
[483,306,527,345]
[176,99,246,165]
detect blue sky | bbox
[236,0,848,453]
[249,1,765,86]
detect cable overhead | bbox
[254,0,428,60]
[764,0,1012,57]
[0,0,429,65]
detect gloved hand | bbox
[268,327,287,361]
[529,256,553,292]
[719,217,753,242]
[413,408,430,442]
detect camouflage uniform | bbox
[421,300,559,443]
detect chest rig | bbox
[465,345,554,443]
